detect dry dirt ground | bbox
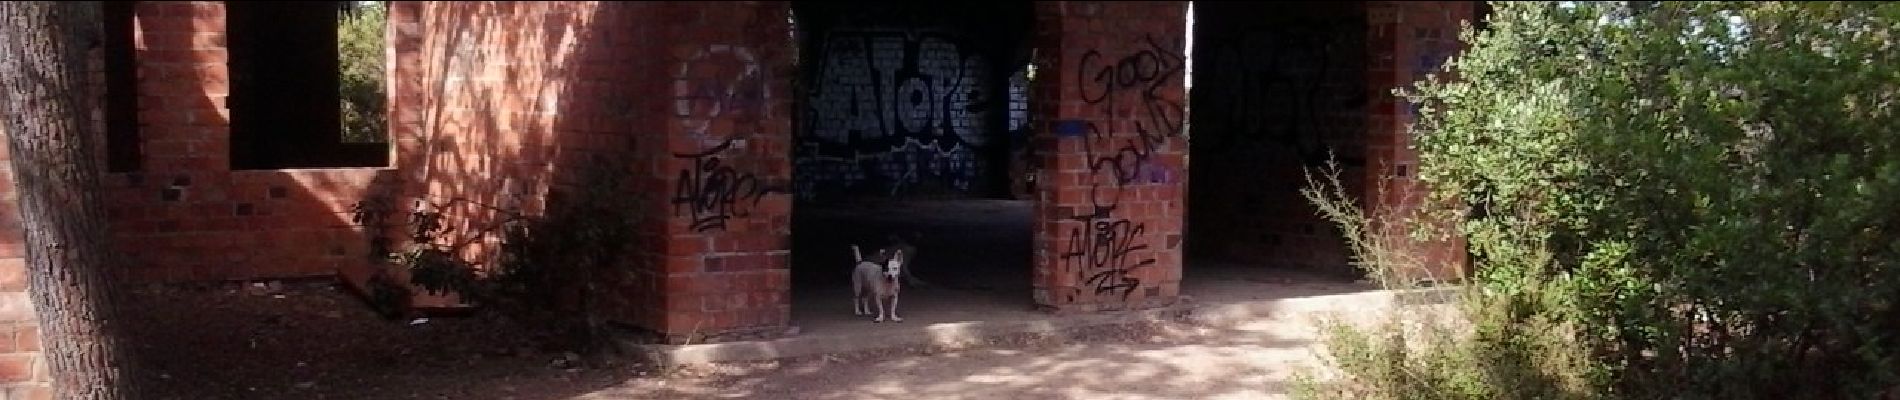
[124,279,1331,400]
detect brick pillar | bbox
[637,1,795,344]
[1364,1,1474,283]
[1031,1,1190,313]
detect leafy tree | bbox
[340,1,387,143]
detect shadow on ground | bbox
[120,277,1340,400]
[122,199,1373,399]
[121,281,647,400]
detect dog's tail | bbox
[851,245,863,263]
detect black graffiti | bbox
[797,29,1027,200]
[1197,21,1367,166]
[1060,35,1187,302]
[1062,122,1157,301]
[672,139,785,233]
[1078,35,1183,105]
[1077,34,1187,139]
[1064,218,1154,299]
[1072,34,1186,196]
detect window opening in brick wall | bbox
[227,1,389,170]
[103,1,140,172]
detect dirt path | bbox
[584,321,1325,400]
[125,281,1333,400]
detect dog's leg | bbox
[888,293,903,322]
[851,272,866,316]
[872,293,886,323]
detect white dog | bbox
[864,233,931,288]
[850,245,904,323]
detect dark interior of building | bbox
[1185,1,1372,282]
[225,1,390,169]
[786,1,1041,327]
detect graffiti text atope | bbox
[1059,34,1185,303]
[672,139,784,233]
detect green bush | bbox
[1291,160,1600,400]
[1296,2,1900,399]
[339,2,387,143]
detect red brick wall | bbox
[0,139,48,400]
[1364,1,1473,282]
[381,1,795,343]
[1031,1,1190,312]
[1186,1,1370,275]
[370,1,644,309]
[104,2,400,284]
[642,2,796,344]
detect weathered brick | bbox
[0,354,32,383]
[140,32,225,51]
[142,49,228,64]
[0,293,33,325]
[0,260,20,292]
[7,385,51,400]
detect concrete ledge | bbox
[1184,286,1463,328]
[626,287,1464,367]
[626,305,1195,367]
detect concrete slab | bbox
[627,302,1195,366]
[650,198,1461,369]
[627,285,1459,367]
[1183,286,1462,328]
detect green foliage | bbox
[348,156,643,354]
[339,2,387,143]
[1292,161,1601,400]
[487,154,643,321]
[1298,2,1900,399]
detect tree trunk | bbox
[0,2,138,398]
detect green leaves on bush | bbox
[1303,2,1900,399]
[339,2,386,143]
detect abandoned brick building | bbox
[0,1,1478,394]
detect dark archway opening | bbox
[1184,1,1374,287]
[786,0,1039,331]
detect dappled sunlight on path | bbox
[577,321,1328,400]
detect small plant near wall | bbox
[349,156,644,354]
